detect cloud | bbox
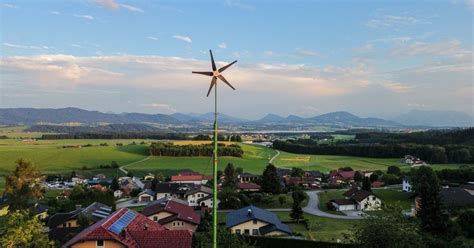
[74,14,94,20]
[225,0,255,11]
[120,4,144,12]
[70,44,82,48]
[51,11,60,15]
[389,40,471,59]
[3,42,48,50]
[88,0,144,12]
[366,15,421,29]
[147,36,158,41]
[140,103,177,113]
[466,0,474,9]
[218,43,227,49]
[370,36,412,43]
[173,35,192,43]
[294,49,319,57]
[90,0,119,9]
[2,3,17,8]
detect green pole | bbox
[213,81,218,248]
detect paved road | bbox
[303,191,364,219]
[119,156,151,174]
[269,150,281,164]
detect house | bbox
[32,203,49,220]
[282,176,320,188]
[331,188,381,211]
[329,170,356,184]
[141,197,201,232]
[48,202,112,243]
[440,187,474,208]
[276,168,292,178]
[142,183,217,208]
[170,172,212,185]
[238,173,260,183]
[403,177,413,192]
[371,181,385,188]
[226,205,292,236]
[402,155,428,167]
[461,184,474,195]
[120,178,140,196]
[305,170,323,182]
[62,208,193,248]
[237,182,261,192]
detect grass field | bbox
[0,137,470,179]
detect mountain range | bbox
[0,107,472,128]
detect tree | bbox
[110,161,119,168]
[222,163,238,190]
[290,189,305,223]
[457,209,474,238]
[235,167,243,175]
[77,213,90,228]
[4,159,44,211]
[369,173,379,182]
[192,227,256,248]
[354,171,363,182]
[412,166,448,235]
[70,170,77,178]
[218,187,240,209]
[354,206,424,248]
[340,166,353,171]
[261,164,281,194]
[382,174,400,185]
[155,172,165,182]
[387,165,401,176]
[362,177,371,191]
[110,177,119,191]
[127,171,134,177]
[290,167,305,177]
[0,211,54,248]
[278,195,286,206]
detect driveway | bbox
[303,191,364,219]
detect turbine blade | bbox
[192,71,213,76]
[210,50,216,71]
[207,77,217,97]
[217,75,236,90]
[218,60,237,73]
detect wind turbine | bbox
[192,50,237,248]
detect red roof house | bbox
[141,198,201,232]
[171,172,212,185]
[62,208,192,248]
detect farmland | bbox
[0,136,470,179]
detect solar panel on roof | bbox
[95,210,111,215]
[108,210,136,234]
[100,207,112,211]
[92,212,109,219]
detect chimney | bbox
[247,208,252,217]
[143,223,148,230]
[75,204,82,210]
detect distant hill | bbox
[257,114,286,123]
[27,123,165,133]
[393,110,474,127]
[0,107,180,125]
[2,107,471,129]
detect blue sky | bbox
[1,0,473,119]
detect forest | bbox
[149,142,244,157]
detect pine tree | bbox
[5,159,44,211]
[290,189,305,223]
[261,164,281,194]
[222,163,238,190]
[110,177,119,191]
[412,166,448,235]
[362,177,371,191]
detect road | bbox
[269,150,280,164]
[119,156,151,174]
[303,191,364,219]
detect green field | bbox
[0,137,470,179]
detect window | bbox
[68,222,71,227]
[96,240,104,247]
[235,229,241,234]
[244,229,250,235]
[252,229,258,235]
[173,222,175,227]
[153,216,158,221]
[253,219,257,224]
[62,223,67,228]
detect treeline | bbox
[273,140,474,164]
[193,134,242,142]
[355,128,474,145]
[149,142,244,157]
[40,132,188,140]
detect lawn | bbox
[273,151,401,173]
[126,143,277,176]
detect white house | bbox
[403,177,413,192]
[331,188,382,211]
[113,190,123,198]
[138,189,155,202]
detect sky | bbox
[0,0,473,119]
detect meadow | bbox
[0,136,470,181]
